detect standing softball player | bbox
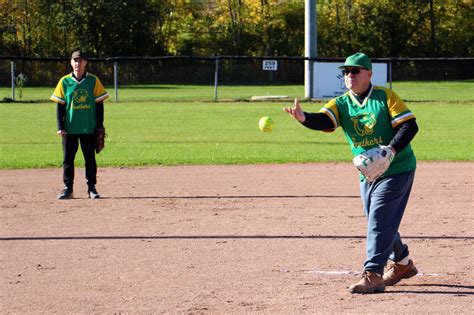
[50,51,109,200]
[284,52,419,293]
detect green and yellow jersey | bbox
[50,73,108,134]
[320,85,416,177]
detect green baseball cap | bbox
[338,52,372,70]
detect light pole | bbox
[305,0,317,99]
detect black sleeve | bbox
[301,112,335,131]
[96,101,104,128]
[389,118,419,153]
[56,104,66,130]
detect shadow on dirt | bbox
[2,235,473,241]
[389,283,474,295]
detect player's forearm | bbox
[301,112,334,130]
[96,101,104,128]
[56,104,66,130]
[389,118,419,153]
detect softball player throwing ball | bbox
[284,52,419,294]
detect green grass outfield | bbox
[0,81,473,169]
[1,80,473,103]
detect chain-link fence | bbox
[1,56,473,102]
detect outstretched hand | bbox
[283,98,306,122]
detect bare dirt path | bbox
[1,162,473,313]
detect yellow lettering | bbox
[72,104,91,110]
[353,136,384,148]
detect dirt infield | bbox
[1,162,473,313]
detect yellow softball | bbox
[258,116,274,132]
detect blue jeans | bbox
[359,170,415,275]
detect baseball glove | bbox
[352,145,395,182]
[94,127,106,154]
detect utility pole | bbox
[305,0,317,99]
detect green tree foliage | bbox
[163,0,304,56]
[0,0,471,58]
[0,0,166,57]
[317,0,473,58]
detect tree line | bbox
[0,0,472,59]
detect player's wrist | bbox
[298,112,306,123]
[387,145,396,155]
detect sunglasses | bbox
[342,68,364,75]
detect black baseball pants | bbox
[62,134,97,190]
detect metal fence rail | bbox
[1,56,473,101]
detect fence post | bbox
[389,60,393,90]
[214,58,219,101]
[11,61,15,101]
[114,61,119,102]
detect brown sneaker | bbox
[383,259,418,286]
[348,271,385,294]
